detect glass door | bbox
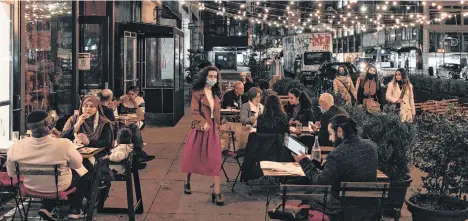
[78,16,109,96]
[0,2,12,139]
[123,31,137,91]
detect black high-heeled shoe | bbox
[211,192,224,206]
[184,182,191,194]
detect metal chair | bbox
[339,182,390,221]
[268,184,332,221]
[96,152,143,221]
[14,163,77,220]
[220,130,245,192]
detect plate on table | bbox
[78,147,99,154]
[74,144,84,149]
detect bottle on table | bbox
[311,136,321,162]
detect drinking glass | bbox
[20,135,28,140]
[12,131,19,141]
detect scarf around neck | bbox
[63,95,112,141]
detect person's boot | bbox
[135,151,155,162]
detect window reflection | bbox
[24,1,73,117]
[146,38,174,88]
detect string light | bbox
[192,1,463,34]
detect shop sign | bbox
[78,53,91,70]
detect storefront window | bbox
[179,36,184,91]
[115,1,141,22]
[0,2,12,139]
[84,1,106,16]
[146,38,174,88]
[444,13,461,25]
[23,1,73,117]
[159,38,174,87]
[145,38,158,87]
[174,36,179,90]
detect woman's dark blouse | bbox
[61,118,113,150]
[256,113,289,134]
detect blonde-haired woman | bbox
[386,68,415,122]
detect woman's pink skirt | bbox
[180,119,221,176]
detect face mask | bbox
[206,79,217,86]
[338,70,346,76]
[367,74,376,80]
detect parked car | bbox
[304,62,360,92]
[436,63,463,79]
[353,57,374,73]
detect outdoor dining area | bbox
[0,86,156,221]
[214,72,468,221]
[0,113,145,221]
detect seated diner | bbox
[221,81,248,109]
[284,88,315,128]
[7,110,90,220]
[256,94,289,135]
[240,87,264,126]
[62,95,113,154]
[293,115,379,219]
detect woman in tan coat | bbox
[386,68,415,122]
[333,65,357,105]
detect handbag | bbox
[363,98,381,113]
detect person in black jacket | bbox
[284,89,315,126]
[294,115,379,218]
[314,93,348,147]
[357,65,383,112]
[257,95,289,135]
[221,81,248,109]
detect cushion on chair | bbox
[0,172,23,187]
[19,185,76,200]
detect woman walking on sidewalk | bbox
[181,66,224,206]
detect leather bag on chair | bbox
[220,122,250,151]
[241,133,293,182]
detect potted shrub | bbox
[335,97,416,217]
[406,115,468,221]
[354,108,415,217]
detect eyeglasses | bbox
[395,73,402,76]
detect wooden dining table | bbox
[115,114,140,123]
[221,108,241,122]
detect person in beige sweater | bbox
[7,110,89,220]
[386,68,415,122]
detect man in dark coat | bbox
[222,81,248,109]
[294,115,379,218]
[315,93,348,147]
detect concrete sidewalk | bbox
[95,108,413,221]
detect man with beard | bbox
[293,115,379,218]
